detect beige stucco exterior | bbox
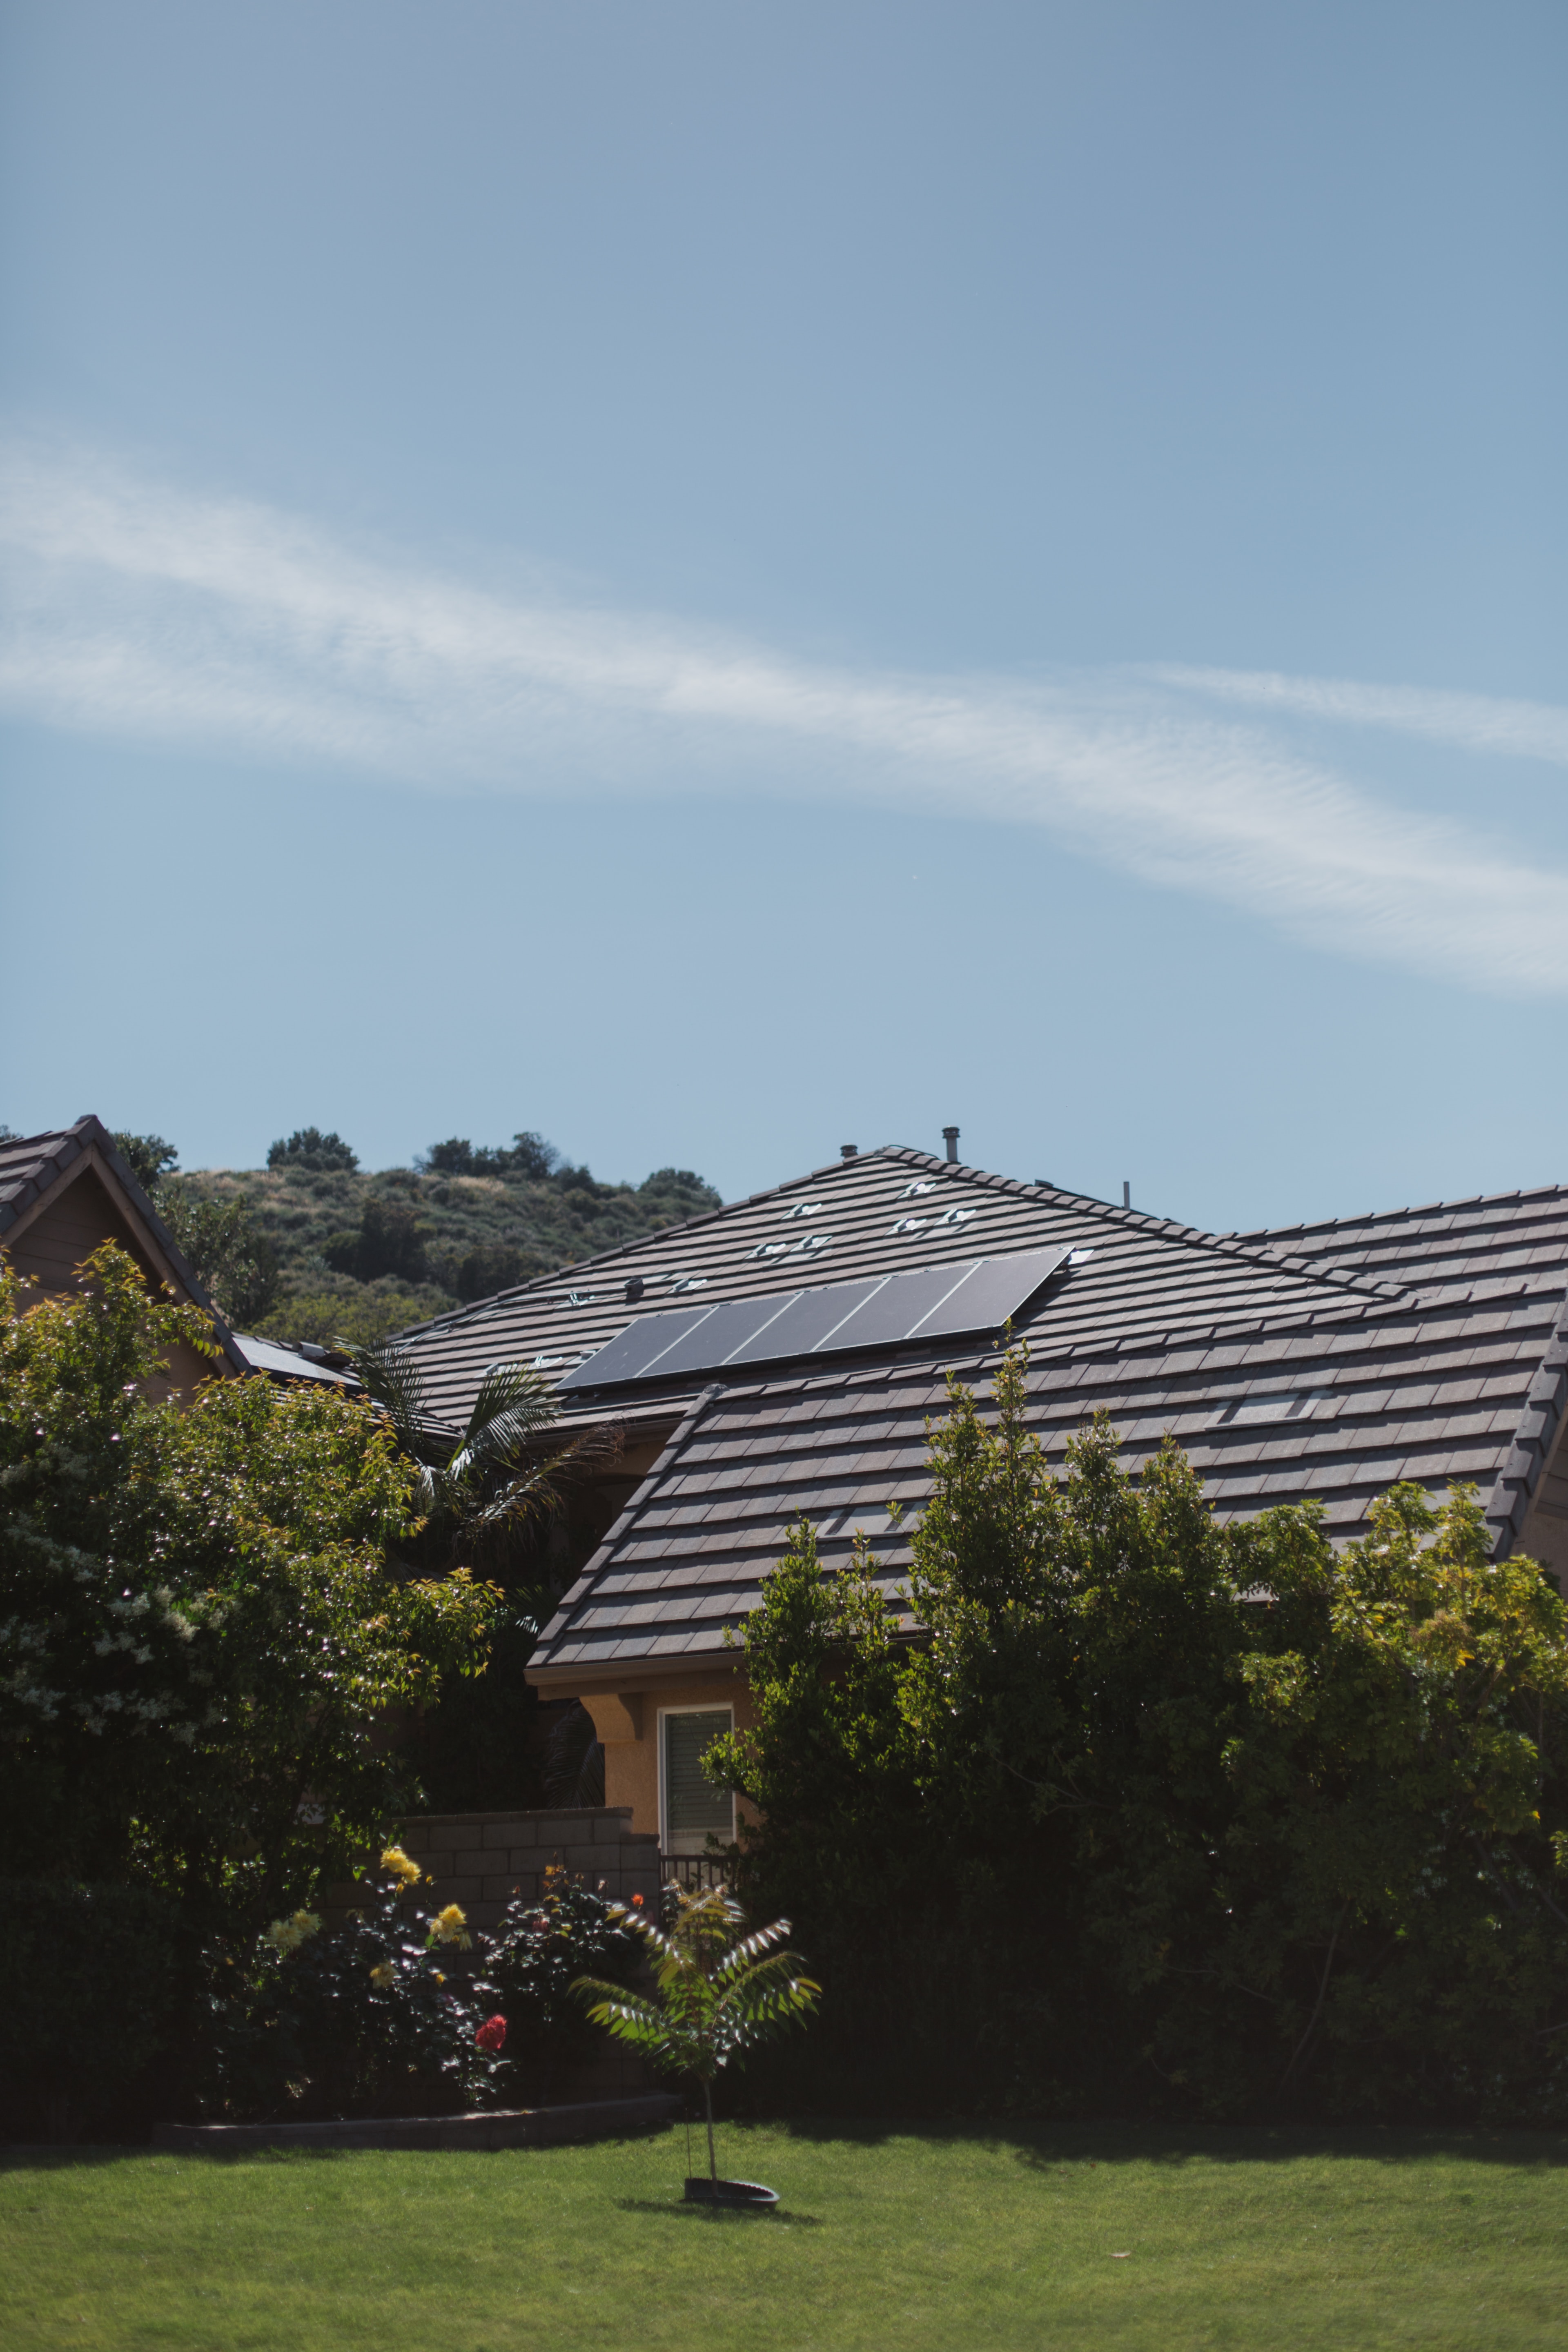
[577,1667,758,1846]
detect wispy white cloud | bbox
[4,441,1568,997]
[1153,662,1568,768]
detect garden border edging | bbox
[152,2091,680,2154]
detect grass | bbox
[3,2118,1567,2351]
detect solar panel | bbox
[910,1248,1067,1338]
[556,1303,713,1390]
[826,1263,975,1350]
[724,1276,886,1366]
[643,1295,794,1379]
[559,1247,1071,1390]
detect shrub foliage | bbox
[0,1245,501,1939]
[712,1350,1568,2123]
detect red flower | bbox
[476,2014,507,2053]
[631,1893,644,1907]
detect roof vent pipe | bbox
[942,1126,960,1164]
[1123,1181,1131,1209]
[840,1144,858,1160]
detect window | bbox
[660,1706,735,1856]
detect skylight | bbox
[1215,1390,1333,1427]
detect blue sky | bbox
[2,0,1564,1230]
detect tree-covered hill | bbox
[116,1126,722,1349]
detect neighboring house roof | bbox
[506,1152,1568,1690]
[0,1116,249,1376]
[232,1333,359,1388]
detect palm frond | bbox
[450,1361,561,1480]
[342,1342,451,1470]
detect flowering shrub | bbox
[198,1862,505,2122]
[479,1866,643,2096]
[0,1246,503,1942]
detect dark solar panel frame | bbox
[559,1248,1070,1390]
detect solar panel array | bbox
[558,1248,1070,1390]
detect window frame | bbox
[657,1702,736,1855]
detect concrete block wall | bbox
[325,1804,664,1941]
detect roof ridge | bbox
[1227,1180,1568,1245]
[899,1153,1413,1307]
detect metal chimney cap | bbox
[942,1125,960,1163]
[840,1144,858,1160]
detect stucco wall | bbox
[578,1669,757,1843]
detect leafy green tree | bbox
[158,1185,282,1326]
[114,1130,181,1191]
[268,1127,359,1172]
[575,1884,819,2180]
[715,1350,1568,2122]
[111,1130,280,1326]
[0,1244,501,1939]
[420,1131,559,1180]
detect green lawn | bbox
[3,2119,1566,2351]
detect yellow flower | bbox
[370,1962,395,1988]
[263,1910,321,1955]
[430,1903,472,1948]
[432,1971,445,1985]
[380,1844,424,1888]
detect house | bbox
[0,1116,352,1393]
[390,1142,1568,1860]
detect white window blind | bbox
[662,1709,734,1855]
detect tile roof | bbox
[393,1147,1421,1433]
[0,1115,248,1372]
[1227,1184,1568,1301]
[533,1275,1568,1682]
[496,1151,1568,1686]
